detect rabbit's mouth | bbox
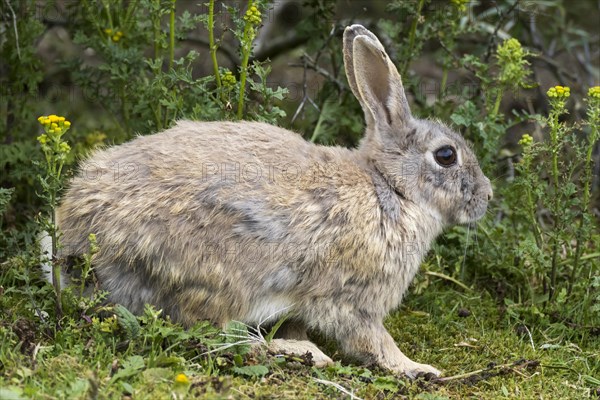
[457,196,490,224]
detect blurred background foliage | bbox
[0,0,599,332]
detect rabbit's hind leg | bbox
[257,320,333,367]
[266,339,334,367]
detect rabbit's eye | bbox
[434,146,457,167]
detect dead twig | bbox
[436,359,539,383]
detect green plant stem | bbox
[123,0,139,29]
[150,5,163,131]
[492,89,504,119]
[441,68,448,93]
[237,0,254,120]
[120,86,131,135]
[525,182,543,249]
[568,108,599,296]
[402,0,425,75]
[50,201,63,320]
[208,0,221,90]
[45,137,66,320]
[102,0,113,30]
[169,0,176,70]
[548,105,561,190]
[152,0,160,61]
[547,103,563,301]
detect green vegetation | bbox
[1,0,598,398]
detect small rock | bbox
[457,308,471,318]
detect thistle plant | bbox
[36,114,72,319]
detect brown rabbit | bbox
[56,24,492,378]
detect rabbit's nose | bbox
[485,179,493,201]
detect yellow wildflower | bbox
[174,373,190,385]
[588,86,600,99]
[518,134,533,147]
[38,114,72,138]
[59,142,71,153]
[451,0,469,12]
[547,85,570,99]
[221,70,237,88]
[107,29,123,42]
[243,5,261,25]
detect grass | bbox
[1,276,598,399]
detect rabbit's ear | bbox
[343,24,377,122]
[343,25,411,128]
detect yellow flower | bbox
[221,70,237,88]
[104,28,113,35]
[37,134,48,145]
[59,142,71,153]
[518,134,533,146]
[588,86,600,99]
[112,35,120,42]
[64,121,71,128]
[243,5,261,25]
[547,85,570,99]
[174,373,190,385]
[451,0,469,12]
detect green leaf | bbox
[265,314,289,343]
[120,381,134,395]
[0,387,25,400]
[372,376,403,392]
[110,355,145,382]
[232,365,269,377]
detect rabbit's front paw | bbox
[398,361,442,380]
[267,339,334,367]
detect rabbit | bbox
[56,24,493,379]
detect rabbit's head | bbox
[344,25,492,225]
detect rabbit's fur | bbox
[57,25,492,378]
